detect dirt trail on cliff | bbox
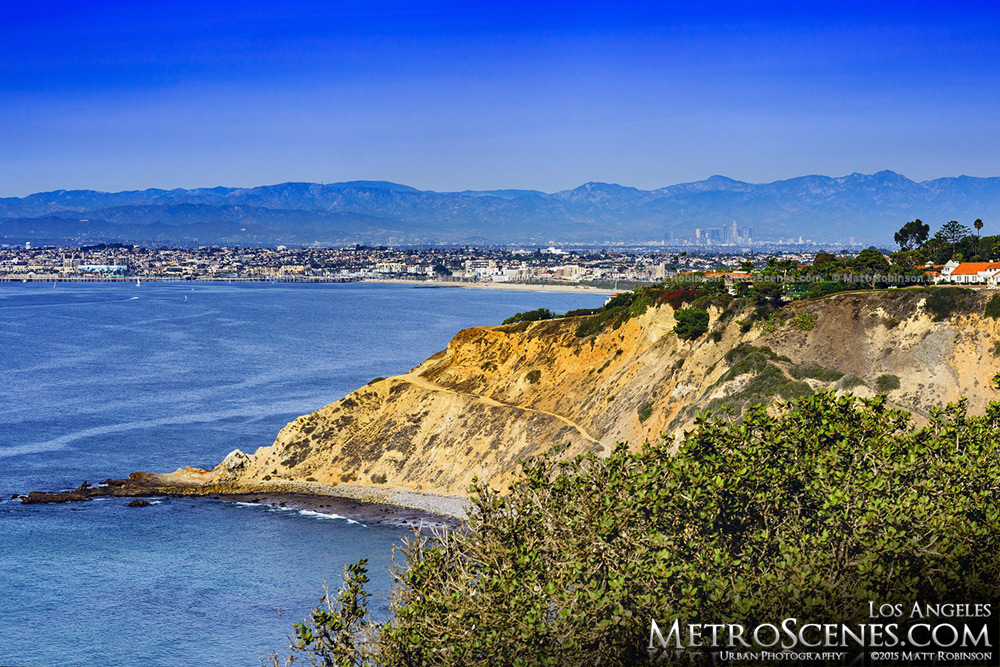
[401,371,602,445]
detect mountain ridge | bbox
[4,171,1000,245]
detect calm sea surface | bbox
[0,282,605,667]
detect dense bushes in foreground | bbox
[272,392,1000,666]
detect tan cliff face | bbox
[189,290,1000,496]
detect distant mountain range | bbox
[3,171,999,246]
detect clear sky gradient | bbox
[2,1,999,196]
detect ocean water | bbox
[0,281,605,667]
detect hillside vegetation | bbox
[272,391,1000,666]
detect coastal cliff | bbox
[143,288,1000,499]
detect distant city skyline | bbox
[2,1,999,197]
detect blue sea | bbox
[0,281,605,667]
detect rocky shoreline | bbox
[17,473,468,529]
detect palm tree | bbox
[975,219,984,258]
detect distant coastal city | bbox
[0,243,824,285]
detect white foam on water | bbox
[297,509,364,526]
[231,501,364,526]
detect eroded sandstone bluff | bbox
[124,288,1000,501]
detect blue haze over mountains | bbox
[3,171,999,246]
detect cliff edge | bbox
[147,288,1000,499]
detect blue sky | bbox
[2,1,999,195]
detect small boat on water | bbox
[136,278,141,286]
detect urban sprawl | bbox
[0,243,814,285]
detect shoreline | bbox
[19,476,470,527]
[361,277,621,294]
[2,276,623,295]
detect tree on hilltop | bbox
[894,219,929,250]
[939,220,972,246]
[851,247,891,288]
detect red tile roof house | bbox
[939,261,1000,284]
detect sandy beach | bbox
[363,278,621,295]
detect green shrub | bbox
[306,476,317,482]
[790,364,845,382]
[708,330,723,342]
[637,402,654,423]
[806,280,848,299]
[673,308,709,340]
[721,345,792,382]
[525,369,541,384]
[777,380,814,400]
[840,375,867,390]
[791,311,816,331]
[986,294,1000,319]
[575,306,626,337]
[275,393,1000,666]
[876,373,901,393]
[993,341,1000,357]
[503,308,554,325]
[627,293,653,318]
[371,473,387,484]
[920,287,975,322]
[262,475,271,481]
[560,307,601,318]
[366,377,386,386]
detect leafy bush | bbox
[791,311,816,331]
[805,280,848,299]
[789,364,844,382]
[708,330,723,343]
[673,308,709,340]
[920,287,976,322]
[993,341,1000,357]
[371,473,387,484]
[777,379,814,400]
[525,369,541,384]
[274,393,1000,666]
[560,307,601,319]
[876,373,901,393]
[721,344,792,382]
[502,308,554,325]
[366,377,386,386]
[986,294,1000,319]
[840,375,867,390]
[575,306,627,337]
[637,402,654,423]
